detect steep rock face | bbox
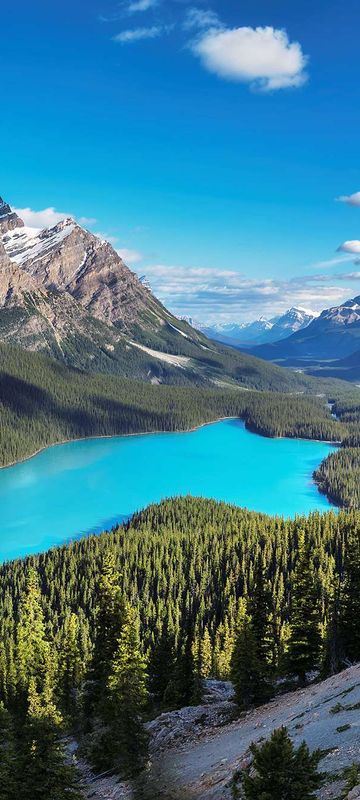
[0,239,41,307]
[3,217,170,331]
[0,197,24,235]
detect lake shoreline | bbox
[2,416,341,472]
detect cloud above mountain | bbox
[13,206,71,229]
[136,263,355,322]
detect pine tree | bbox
[166,617,203,707]
[286,532,322,684]
[147,616,175,701]
[339,533,360,663]
[58,613,84,720]
[0,704,18,799]
[16,568,52,703]
[91,603,148,777]
[17,679,84,800]
[250,558,273,668]
[84,551,125,717]
[230,611,271,710]
[240,726,322,800]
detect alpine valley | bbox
[0,196,313,391]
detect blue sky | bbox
[1,0,360,321]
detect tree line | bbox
[0,497,360,796]
[0,342,344,467]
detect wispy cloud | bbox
[128,0,158,12]
[134,263,354,323]
[190,25,308,91]
[113,25,164,43]
[117,247,143,264]
[78,216,97,226]
[336,191,360,207]
[183,7,222,31]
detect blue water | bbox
[0,420,336,562]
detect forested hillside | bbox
[0,342,345,468]
[0,497,360,796]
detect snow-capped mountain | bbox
[251,297,360,362]
[1,195,304,390]
[187,307,317,347]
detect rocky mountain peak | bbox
[0,197,24,235]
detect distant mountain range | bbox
[0,196,310,393]
[184,307,317,347]
[249,297,360,369]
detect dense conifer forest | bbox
[0,342,347,464]
[0,497,360,795]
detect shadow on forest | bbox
[0,371,178,439]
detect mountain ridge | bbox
[0,195,316,391]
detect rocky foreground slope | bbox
[74,666,360,800]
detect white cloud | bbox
[135,263,351,323]
[128,0,158,11]
[336,191,360,207]
[338,240,360,255]
[191,25,308,91]
[95,231,119,245]
[78,216,97,226]
[13,206,71,229]
[183,8,222,31]
[113,25,163,43]
[117,247,143,264]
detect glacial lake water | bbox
[0,420,337,562]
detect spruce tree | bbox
[339,533,360,663]
[16,568,52,704]
[0,705,18,799]
[58,613,84,720]
[230,611,271,710]
[240,726,322,800]
[249,558,273,668]
[92,603,148,777]
[286,532,322,684]
[83,551,125,717]
[147,616,175,701]
[167,617,203,707]
[17,679,84,800]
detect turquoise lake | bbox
[0,420,337,562]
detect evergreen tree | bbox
[0,705,18,799]
[230,610,271,710]
[147,617,175,701]
[241,726,322,800]
[83,552,125,716]
[16,569,52,703]
[17,679,83,800]
[339,533,360,663]
[58,613,85,720]
[250,558,273,668]
[286,532,322,684]
[91,604,148,777]
[166,616,203,707]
